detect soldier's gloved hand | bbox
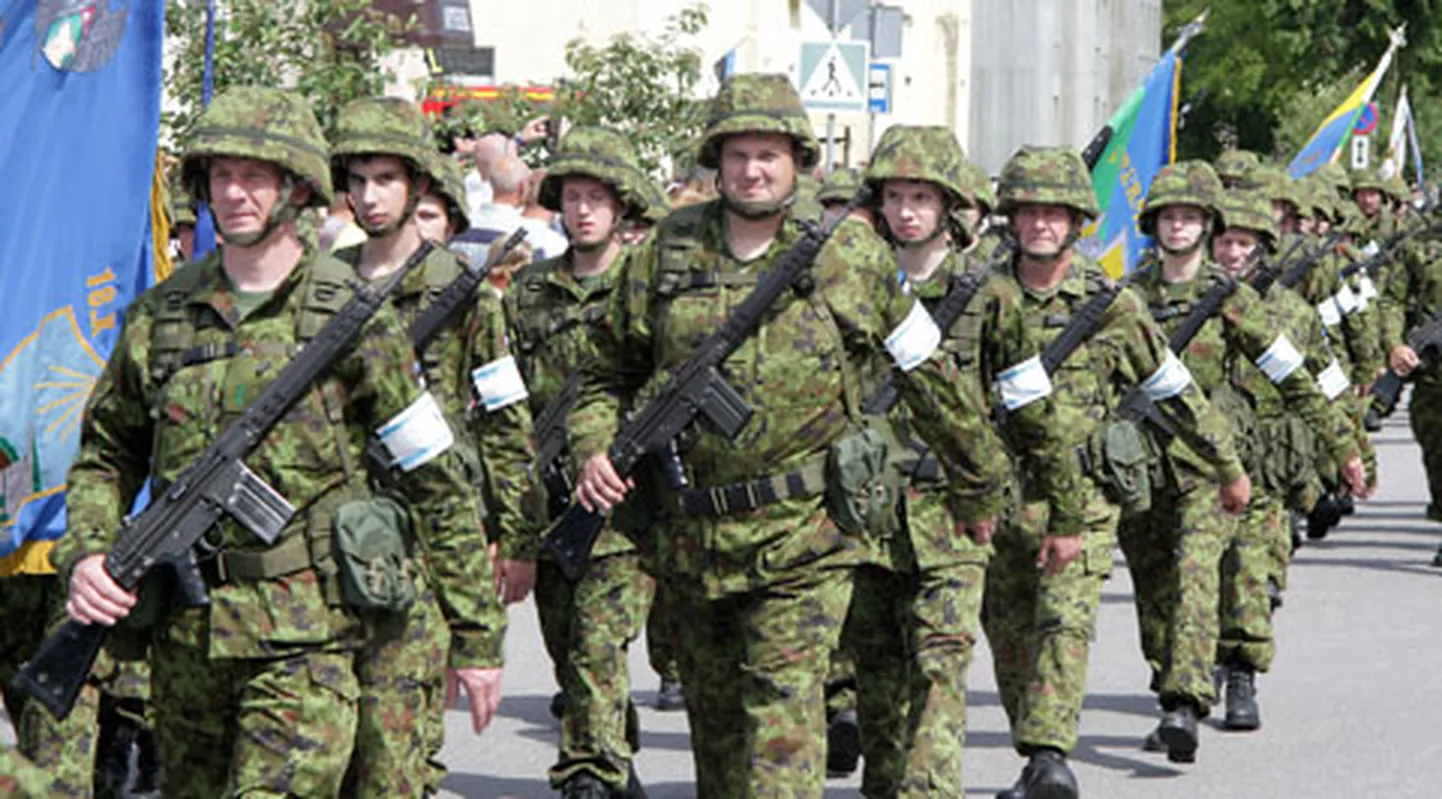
[67,555,136,626]
[1036,534,1082,577]
[1219,473,1252,515]
[957,517,997,545]
[1341,456,1370,498]
[498,559,537,604]
[1390,345,1420,377]
[446,667,504,735]
[575,453,633,512]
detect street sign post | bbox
[867,62,891,114]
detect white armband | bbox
[1334,283,1360,315]
[1255,334,1305,384]
[1142,350,1194,401]
[1360,240,1381,259]
[1317,298,1342,328]
[376,392,455,472]
[1317,359,1351,401]
[471,355,529,412]
[996,355,1053,411]
[884,300,941,372]
[1358,274,1379,303]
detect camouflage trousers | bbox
[645,576,682,685]
[536,555,652,790]
[344,588,450,797]
[150,640,358,798]
[675,564,853,799]
[0,744,55,798]
[823,650,857,720]
[0,574,101,799]
[1217,492,1286,672]
[983,490,1119,755]
[1118,482,1236,715]
[843,557,986,798]
[1409,382,1442,523]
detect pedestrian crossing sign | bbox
[798,40,869,113]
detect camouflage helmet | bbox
[1217,187,1277,248]
[996,145,1100,219]
[865,125,975,208]
[817,167,863,205]
[1138,161,1224,235]
[1251,164,1304,213]
[537,126,654,220]
[418,151,471,235]
[181,86,332,209]
[1384,172,1412,206]
[1214,149,1263,187]
[329,97,438,192]
[168,170,197,228]
[1348,166,1390,196]
[961,160,996,213]
[697,74,820,170]
[1315,161,1352,199]
[638,180,672,224]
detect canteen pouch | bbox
[333,496,416,614]
[1085,420,1157,515]
[826,418,904,539]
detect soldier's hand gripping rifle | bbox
[1367,309,1442,420]
[541,186,874,579]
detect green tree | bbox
[164,0,414,140]
[1166,0,1442,175]
[558,3,710,179]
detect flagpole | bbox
[1166,8,1208,57]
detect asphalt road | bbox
[436,402,1442,798]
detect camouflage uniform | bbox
[0,745,56,798]
[983,147,1246,798]
[53,87,491,798]
[328,97,529,797]
[1124,163,1361,756]
[569,75,1016,799]
[844,126,1087,797]
[506,126,659,796]
[1209,189,1361,728]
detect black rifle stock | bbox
[534,371,585,518]
[1080,126,1113,171]
[12,243,434,721]
[540,186,874,579]
[1276,231,1345,290]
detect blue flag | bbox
[0,0,164,574]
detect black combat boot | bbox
[1223,664,1261,731]
[1158,702,1199,763]
[1432,544,1442,568]
[1266,579,1284,611]
[653,678,685,712]
[550,691,569,720]
[559,772,612,799]
[1141,721,1166,753]
[1021,748,1078,799]
[825,709,862,777]
[1307,497,1344,540]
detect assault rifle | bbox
[1276,231,1346,290]
[13,241,438,721]
[410,229,527,349]
[533,371,585,518]
[1368,309,1442,421]
[540,186,874,579]
[1244,235,1307,297]
[1338,213,1442,283]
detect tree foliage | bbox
[1166,0,1442,175]
[558,4,710,179]
[163,0,413,141]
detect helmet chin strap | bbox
[1156,218,1212,257]
[216,174,298,247]
[355,177,423,239]
[717,173,797,220]
[1018,214,1084,262]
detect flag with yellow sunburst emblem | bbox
[0,0,164,574]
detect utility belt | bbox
[1074,419,1161,515]
[675,415,912,539]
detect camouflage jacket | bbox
[1379,222,1442,387]
[1291,234,1384,384]
[996,254,1247,491]
[56,250,498,666]
[888,248,1088,571]
[506,251,638,560]
[0,746,51,798]
[1134,254,1359,484]
[569,200,1012,597]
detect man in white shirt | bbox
[454,155,569,266]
